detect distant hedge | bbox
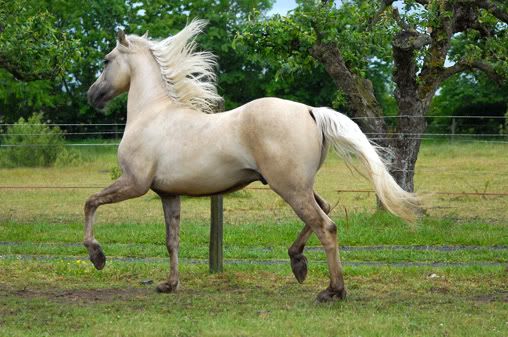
[1,113,64,167]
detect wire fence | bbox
[1,131,506,138]
[0,115,506,136]
[0,185,507,198]
[1,116,507,223]
[1,184,507,226]
[0,115,506,126]
[2,139,508,147]
[0,115,507,146]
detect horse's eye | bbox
[103,59,110,66]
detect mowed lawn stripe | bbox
[0,254,505,267]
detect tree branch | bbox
[392,30,432,50]
[416,0,507,23]
[470,21,495,36]
[0,55,43,81]
[471,0,508,24]
[309,42,387,139]
[392,7,411,31]
[0,53,60,82]
[438,63,471,84]
[368,0,395,28]
[469,60,505,82]
[439,60,505,84]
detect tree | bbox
[430,73,508,135]
[0,0,274,125]
[0,0,80,123]
[238,0,508,192]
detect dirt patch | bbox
[2,285,150,304]
[472,290,508,303]
[429,286,450,294]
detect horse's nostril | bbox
[87,85,97,104]
[87,84,109,108]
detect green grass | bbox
[0,140,507,336]
[1,215,507,263]
[0,260,507,337]
[1,140,507,225]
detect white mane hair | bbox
[147,19,222,114]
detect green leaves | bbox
[235,1,395,109]
[0,0,80,82]
[0,0,505,128]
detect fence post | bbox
[451,117,456,142]
[209,194,224,273]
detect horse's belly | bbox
[151,164,259,196]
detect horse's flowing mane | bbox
[148,19,222,114]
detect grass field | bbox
[0,140,507,336]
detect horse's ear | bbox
[116,29,129,47]
[142,31,149,39]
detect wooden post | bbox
[209,194,223,273]
[209,101,225,273]
[451,117,456,142]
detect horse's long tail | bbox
[311,107,419,222]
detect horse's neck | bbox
[126,57,171,124]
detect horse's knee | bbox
[169,213,180,223]
[84,197,99,213]
[326,223,337,235]
[313,222,337,251]
[288,246,301,258]
[166,240,178,252]
[314,221,336,237]
[165,233,179,254]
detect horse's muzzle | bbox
[87,83,111,109]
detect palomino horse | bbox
[86,20,418,302]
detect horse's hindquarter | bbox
[238,98,324,191]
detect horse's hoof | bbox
[156,281,179,293]
[290,254,308,283]
[85,241,106,270]
[316,287,347,302]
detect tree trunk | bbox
[310,43,388,147]
[390,102,428,192]
[308,1,507,194]
[390,31,432,192]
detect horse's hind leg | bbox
[156,194,181,293]
[285,191,346,301]
[288,192,331,283]
[84,175,148,269]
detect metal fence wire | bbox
[1,116,507,210]
[1,115,506,142]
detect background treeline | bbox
[0,0,506,135]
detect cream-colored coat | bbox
[84,20,418,301]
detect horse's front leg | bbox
[156,194,181,293]
[84,175,149,269]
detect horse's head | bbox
[87,20,222,113]
[87,30,133,109]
